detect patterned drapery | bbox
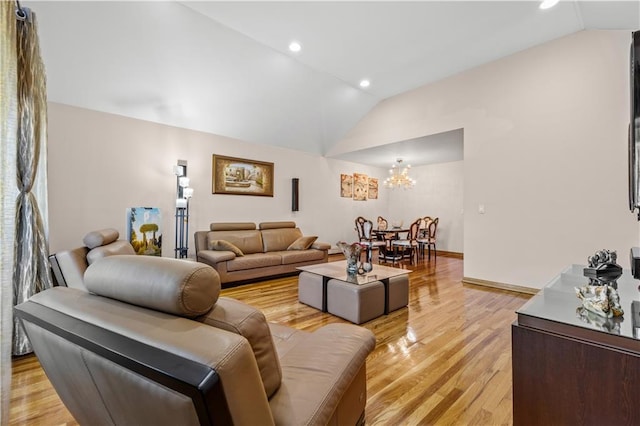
[1,2,18,422]
[12,6,52,356]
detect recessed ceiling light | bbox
[288,41,301,53]
[539,0,560,10]
[359,79,370,88]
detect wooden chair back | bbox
[428,218,439,240]
[355,216,366,241]
[407,219,421,241]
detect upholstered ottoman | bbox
[298,271,324,310]
[326,279,384,324]
[387,274,409,312]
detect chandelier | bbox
[383,159,416,189]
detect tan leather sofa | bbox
[17,255,376,425]
[195,221,330,285]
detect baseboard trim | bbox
[462,276,539,295]
[437,250,463,259]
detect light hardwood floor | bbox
[9,254,531,425]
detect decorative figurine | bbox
[583,249,623,286]
[575,283,624,318]
[575,307,622,334]
[576,249,624,318]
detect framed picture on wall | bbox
[212,154,274,196]
[368,178,378,199]
[340,174,353,197]
[353,173,368,201]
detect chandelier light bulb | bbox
[383,159,415,189]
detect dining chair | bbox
[376,216,396,240]
[375,216,397,263]
[419,217,438,260]
[391,219,420,265]
[355,216,386,263]
[419,216,433,239]
[417,216,432,258]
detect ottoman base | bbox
[387,275,409,312]
[327,279,384,324]
[298,271,324,310]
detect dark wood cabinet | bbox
[512,265,640,425]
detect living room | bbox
[3,1,640,425]
[44,27,639,290]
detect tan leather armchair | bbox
[49,228,135,290]
[17,255,375,425]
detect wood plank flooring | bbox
[9,254,531,425]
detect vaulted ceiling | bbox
[26,1,640,166]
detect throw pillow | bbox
[287,236,317,250]
[208,239,244,257]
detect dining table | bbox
[371,227,410,264]
[372,227,409,240]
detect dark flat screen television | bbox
[629,31,640,219]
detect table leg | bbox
[322,276,329,312]
[382,278,390,314]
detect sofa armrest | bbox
[269,323,375,425]
[197,250,236,265]
[199,297,282,398]
[311,241,331,251]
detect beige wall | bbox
[47,104,393,255]
[388,160,464,254]
[333,30,638,288]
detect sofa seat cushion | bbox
[200,297,282,398]
[269,323,310,359]
[269,324,375,425]
[261,228,303,252]
[226,253,282,272]
[277,250,326,265]
[206,230,263,255]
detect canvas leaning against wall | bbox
[127,207,162,256]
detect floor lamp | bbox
[174,160,193,258]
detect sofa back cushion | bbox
[210,222,256,231]
[82,229,136,265]
[261,227,303,252]
[84,255,220,318]
[83,228,120,249]
[207,230,263,255]
[86,240,136,265]
[259,221,296,230]
[199,297,282,398]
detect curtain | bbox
[12,5,52,356]
[1,2,18,423]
